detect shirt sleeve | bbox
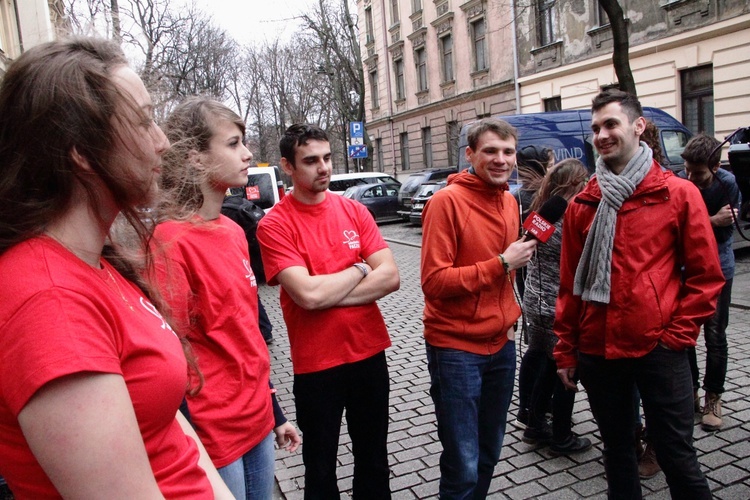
[0,289,122,416]
[257,215,306,287]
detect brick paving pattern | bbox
[263,222,750,499]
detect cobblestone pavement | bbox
[263,221,750,499]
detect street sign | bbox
[349,121,364,139]
[348,144,368,159]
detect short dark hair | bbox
[591,89,643,123]
[467,118,517,151]
[681,133,721,167]
[280,124,329,166]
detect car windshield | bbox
[662,130,690,166]
[342,187,358,199]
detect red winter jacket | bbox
[553,162,724,369]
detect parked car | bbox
[343,182,402,223]
[228,166,285,213]
[409,181,447,225]
[397,167,457,220]
[329,172,401,195]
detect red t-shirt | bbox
[257,194,392,374]
[0,237,211,499]
[152,216,274,468]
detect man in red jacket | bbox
[554,89,724,499]
[421,118,536,498]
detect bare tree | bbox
[599,0,637,95]
[301,0,367,172]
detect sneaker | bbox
[549,434,592,456]
[701,392,722,431]
[638,442,661,479]
[511,407,529,430]
[694,389,702,414]
[522,424,552,445]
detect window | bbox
[415,48,428,92]
[447,121,460,166]
[376,138,384,171]
[395,59,405,100]
[597,0,609,26]
[537,0,556,47]
[365,7,375,44]
[422,127,432,167]
[440,34,454,82]
[681,65,714,135]
[391,0,400,24]
[544,96,562,111]
[412,0,422,13]
[0,0,19,58]
[471,18,487,72]
[369,70,379,108]
[400,132,410,170]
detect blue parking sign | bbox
[350,121,364,139]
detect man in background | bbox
[679,133,740,431]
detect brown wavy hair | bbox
[530,158,589,213]
[0,37,202,394]
[158,96,246,222]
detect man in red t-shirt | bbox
[257,124,400,499]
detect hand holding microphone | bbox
[500,195,569,271]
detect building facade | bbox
[0,0,60,77]
[360,0,521,179]
[358,0,750,177]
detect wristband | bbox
[499,254,510,273]
[353,262,368,277]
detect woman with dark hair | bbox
[519,159,593,455]
[0,38,230,498]
[152,96,300,500]
[513,144,554,428]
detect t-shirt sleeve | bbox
[257,216,306,286]
[0,289,122,416]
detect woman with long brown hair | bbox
[0,38,231,498]
[152,96,299,500]
[519,159,592,455]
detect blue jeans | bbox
[579,346,711,500]
[293,351,391,500]
[426,341,516,499]
[689,277,732,394]
[218,432,275,500]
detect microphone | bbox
[522,195,568,243]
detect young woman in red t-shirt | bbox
[152,97,300,500]
[0,38,231,498]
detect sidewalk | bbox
[263,226,750,499]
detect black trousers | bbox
[293,351,391,500]
[579,346,711,500]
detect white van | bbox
[329,172,401,195]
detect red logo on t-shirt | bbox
[245,185,260,201]
[343,230,360,250]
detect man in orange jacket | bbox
[421,118,536,498]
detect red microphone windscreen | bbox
[522,195,568,243]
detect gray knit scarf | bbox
[573,142,653,303]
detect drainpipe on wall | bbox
[510,0,521,114]
[379,0,397,178]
